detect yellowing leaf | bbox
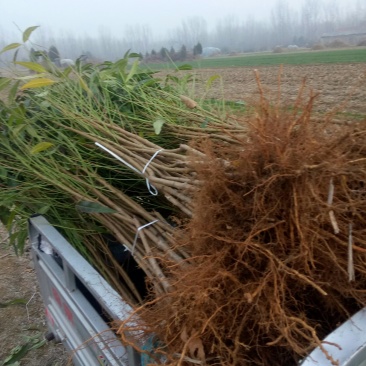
[0,43,22,55]
[20,78,56,90]
[206,74,220,89]
[15,61,47,73]
[30,142,54,155]
[78,76,92,94]
[22,26,40,43]
[180,95,197,109]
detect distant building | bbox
[320,28,366,46]
[201,47,221,57]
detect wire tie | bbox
[95,142,162,195]
[132,220,159,254]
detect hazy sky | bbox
[0,0,354,40]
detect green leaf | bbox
[113,58,128,77]
[200,118,209,128]
[153,119,165,135]
[15,61,47,73]
[37,205,50,214]
[128,52,141,58]
[0,43,22,55]
[6,210,16,232]
[12,124,27,137]
[20,78,56,90]
[29,339,46,350]
[165,75,179,84]
[0,207,11,227]
[16,229,28,254]
[0,77,11,92]
[0,298,27,308]
[35,90,49,97]
[3,344,27,363]
[8,80,20,102]
[0,167,8,180]
[9,229,28,255]
[235,101,245,105]
[22,26,39,43]
[139,78,160,88]
[76,201,117,214]
[26,125,39,138]
[30,142,54,155]
[123,49,131,59]
[12,48,20,63]
[176,64,193,71]
[3,343,32,365]
[125,60,139,83]
[62,67,73,78]
[40,101,51,109]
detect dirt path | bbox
[0,230,70,366]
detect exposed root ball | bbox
[118,89,366,365]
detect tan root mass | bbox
[118,83,366,366]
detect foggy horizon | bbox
[1,0,365,62]
[1,0,361,38]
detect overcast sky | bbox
[0,0,356,40]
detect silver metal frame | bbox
[29,215,141,366]
[300,308,366,366]
[30,215,366,366]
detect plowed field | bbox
[159,63,366,115]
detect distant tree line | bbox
[1,0,365,63]
[144,42,201,62]
[28,45,90,67]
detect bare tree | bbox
[242,17,271,52]
[212,15,242,52]
[271,0,295,46]
[301,0,322,43]
[171,17,208,49]
[124,24,153,55]
[322,0,341,33]
[344,0,366,28]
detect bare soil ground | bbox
[0,228,70,366]
[157,63,366,115]
[0,62,365,365]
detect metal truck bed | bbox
[29,215,141,366]
[29,215,366,366]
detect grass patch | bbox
[144,48,366,70]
